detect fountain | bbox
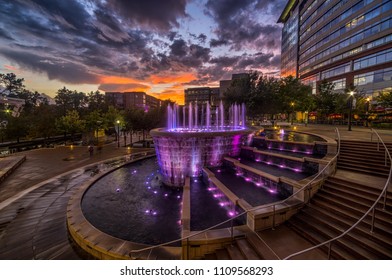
[150,101,254,187]
[67,100,335,259]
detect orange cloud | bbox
[100,75,144,85]
[149,72,196,84]
[151,87,185,105]
[99,73,191,104]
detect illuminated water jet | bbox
[151,101,253,187]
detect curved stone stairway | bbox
[202,140,392,260]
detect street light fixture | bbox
[365,97,370,127]
[291,102,295,125]
[116,120,120,148]
[348,91,354,131]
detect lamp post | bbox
[291,102,295,125]
[116,120,120,148]
[348,91,354,131]
[365,97,370,127]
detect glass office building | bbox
[278,0,392,97]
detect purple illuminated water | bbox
[190,179,244,231]
[209,166,289,207]
[81,157,182,245]
[262,129,326,142]
[167,101,246,132]
[81,157,245,245]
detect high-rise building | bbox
[105,91,162,111]
[279,0,392,97]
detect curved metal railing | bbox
[129,127,341,260]
[284,128,391,260]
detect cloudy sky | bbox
[0,0,285,104]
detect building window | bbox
[321,63,351,79]
[353,48,392,70]
[331,78,346,90]
[354,67,392,86]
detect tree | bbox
[5,115,29,143]
[314,80,339,121]
[84,110,106,144]
[55,87,73,116]
[0,73,25,96]
[27,104,57,139]
[17,89,48,113]
[55,87,87,116]
[87,90,107,112]
[56,110,85,142]
[278,76,313,122]
[223,72,257,107]
[249,75,281,118]
[376,92,392,108]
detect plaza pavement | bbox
[0,124,391,259]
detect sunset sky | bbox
[0,0,285,104]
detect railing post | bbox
[328,242,332,259]
[370,207,376,233]
[385,150,388,167]
[272,205,276,230]
[383,188,387,210]
[377,138,380,151]
[186,237,189,260]
[230,219,234,243]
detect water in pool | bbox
[81,157,182,245]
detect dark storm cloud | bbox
[170,39,188,57]
[0,0,156,82]
[1,48,100,84]
[106,0,189,32]
[205,0,283,51]
[188,51,280,86]
[28,0,90,31]
[168,39,211,69]
[0,0,283,90]
[0,28,13,40]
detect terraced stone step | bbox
[337,160,389,174]
[226,243,246,260]
[301,207,392,258]
[287,216,354,260]
[215,248,230,260]
[336,164,389,178]
[290,213,379,259]
[323,183,392,207]
[301,210,389,259]
[315,193,392,227]
[338,154,389,165]
[306,204,392,249]
[339,140,392,147]
[235,239,261,260]
[323,182,392,207]
[245,231,280,260]
[320,188,392,217]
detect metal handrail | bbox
[129,127,341,259]
[284,128,391,260]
